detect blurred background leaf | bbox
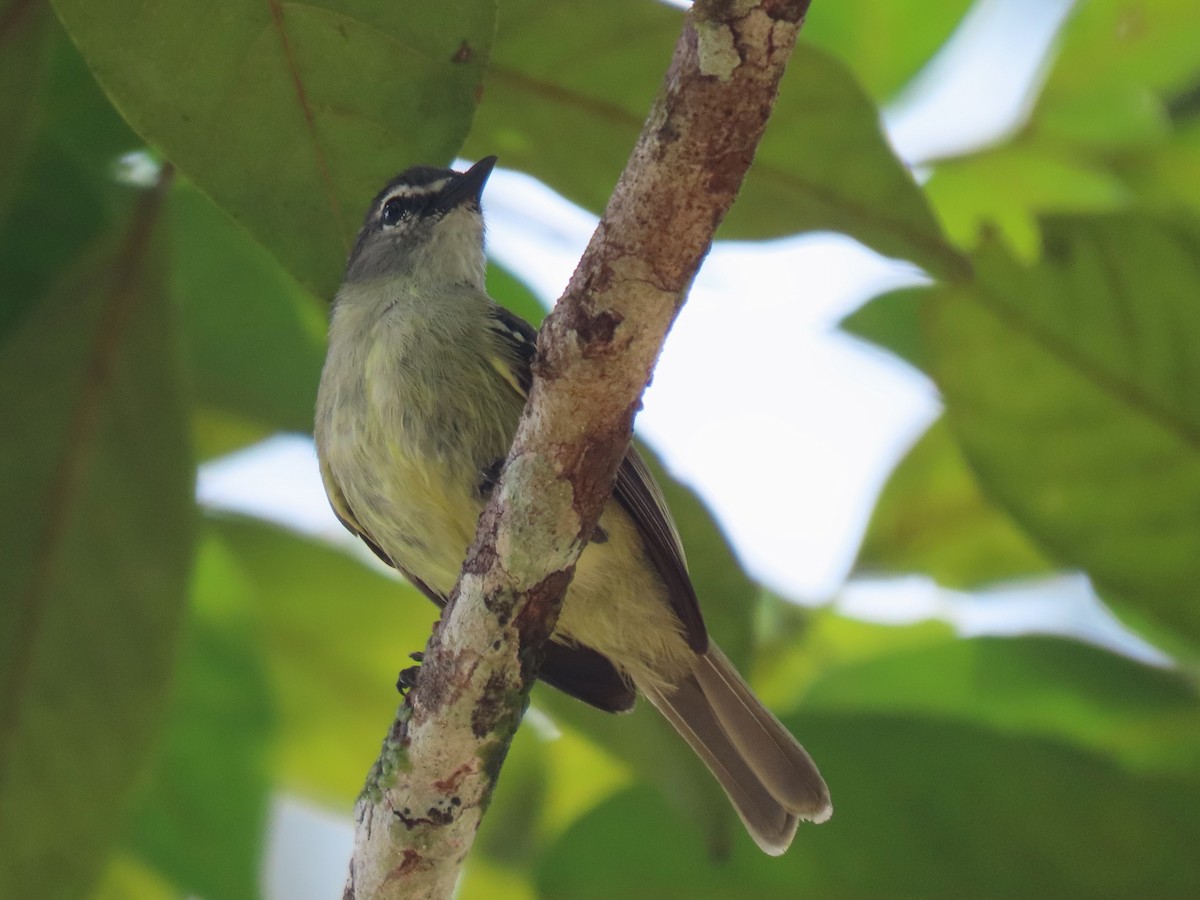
[52,0,497,296]
[0,180,194,898]
[925,214,1200,642]
[121,552,276,900]
[920,0,1200,253]
[801,0,974,101]
[0,0,53,219]
[539,634,1200,897]
[464,0,962,276]
[854,420,1053,589]
[538,712,1200,899]
[204,516,435,805]
[169,180,327,460]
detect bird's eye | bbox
[380,195,417,227]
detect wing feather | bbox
[487,305,708,652]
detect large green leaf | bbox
[925,144,1130,257]
[841,292,1052,589]
[121,536,275,900]
[0,184,194,899]
[1120,116,1200,217]
[839,284,929,372]
[854,419,1053,589]
[0,0,53,220]
[91,855,178,900]
[206,516,435,804]
[538,713,1200,898]
[169,179,327,457]
[1041,0,1200,148]
[0,18,143,340]
[805,636,1200,774]
[919,0,1200,256]
[463,0,676,218]
[52,0,496,297]
[801,0,973,100]
[465,0,960,276]
[926,214,1200,642]
[736,44,961,277]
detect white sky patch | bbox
[885,0,1077,163]
[840,574,1172,667]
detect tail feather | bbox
[645,675,798,854]
[641,642,831,855]
[693,644,831,822]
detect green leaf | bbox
[487,261,547,328]
[801,0,973,100]
[925,144,1130,257]
[0,183,195,899]
[206,516,435,804]
[913,2,1200,255]
[1120,116,1200,219]
[169,179,327,457]
[91,854,179,900]
[52,0,497,297]
[839,285,929,372]
[855,419,1053,589]
[0,0,53,220]
[539,713,1200,898]
[733,45,961,277]
[805,636,1200,774]
[752,599,954,713]
[925,213,1200,642]
[842,293,1051,589]
[1045,0,1200,128]
[0,19,143,340]
[465,0,961,276]
[122,535,275,900]
[463,0,677,219]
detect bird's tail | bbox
[641,642,831,855]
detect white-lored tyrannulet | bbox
[314,156,831,854]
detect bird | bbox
[314,156,831,854]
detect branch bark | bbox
[344,2,813,896]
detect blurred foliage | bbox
[465,0,961,277]
[1,0,1198,898]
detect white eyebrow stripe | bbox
[382,178,450,202]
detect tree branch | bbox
[344,2,813,896]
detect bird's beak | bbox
[439,156,498,211]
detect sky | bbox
[192,0,1170,893]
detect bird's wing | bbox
[320,427,636,711]
[318,454,445,603]
[487,305,708,653]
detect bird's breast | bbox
[317,305,520,595]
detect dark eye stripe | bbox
[380,194,423,227]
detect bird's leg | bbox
[477,458,504,497]
[396,651,425,696]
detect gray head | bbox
[344,156,498,289]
